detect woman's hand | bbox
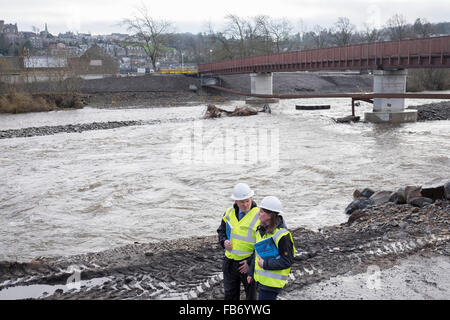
[247,276,253,284]
[257,257,265,268]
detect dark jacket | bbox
[217,200,258,250]
[248,215,295,293]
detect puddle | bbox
[0,277,111,300]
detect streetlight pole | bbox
[181,51,184,69]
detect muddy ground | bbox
[0,198,448,300]
[283,253,450,300]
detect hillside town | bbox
[0,20,191,84]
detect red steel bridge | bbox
[198,35,450,75]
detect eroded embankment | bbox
[0,199,448,300]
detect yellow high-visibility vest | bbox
[222,206,260,260]
[254,228,296,289]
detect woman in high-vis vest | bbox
[217,183,259,300]
[247,196,296,300]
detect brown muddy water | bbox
[1,97,449,262]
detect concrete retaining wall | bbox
[79,74,202,93]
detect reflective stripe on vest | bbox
[254,227,296,289]
[229,249,253,255]
[255,269,289,281]
[223,206,260,260]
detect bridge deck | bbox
[199,36,450,75]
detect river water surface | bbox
[1,97,449,261]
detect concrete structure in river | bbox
[365,69,417,123]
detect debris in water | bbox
[332,115,360,123]
[204,104,261,119]
[296,105,331,110]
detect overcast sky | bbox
[1,0,449,35]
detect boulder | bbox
[421,178,448,200]
[344,198,375,215]
[353,188,375,199]
[369,190,393,205]
[353,189,364,199]
[361,188,375,198]
[445,182,450,200]
[347,210,367,225]
[409,197,434,208]
[404,186,422,203]
[389,188,406,204]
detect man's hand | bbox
[224,240,232,251]
[238,260,249,274]
[247,276,253,284]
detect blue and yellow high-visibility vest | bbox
[254,228,296,288]
[222,206,260,260]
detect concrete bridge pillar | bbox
[250,72,273,95]
[247,72,279,105]
[365,69,417,123]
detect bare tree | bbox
[224,14,251,58]
[122,4,173,70]
[386,14,410,40]
[413,18,435,38]
[268,18,293,53]
[206,22,234,61]
[333,17,355,46]
[360,22,382,43]
[309,25,331,49]
[254,15,273,55]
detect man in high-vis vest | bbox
[247,196,296,300]
[217,183,260,300]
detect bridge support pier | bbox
[246,72,279,105]
[364,69,417,123]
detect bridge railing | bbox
[198,35,450,74]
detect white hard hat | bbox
[231,183,255,200]
[260,196,283,214]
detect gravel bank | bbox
[0,117,200,139]
[408,101,450,121]
[0,120,147,139]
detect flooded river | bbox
[1,97,449,261]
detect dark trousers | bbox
[257,286,279,300]
[222,257,256,300]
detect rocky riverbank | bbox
[0,179,448,300]
[408,101,450,121]
[0,120,146,139]
[0,117,200,139]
